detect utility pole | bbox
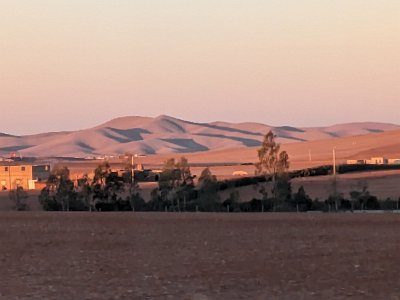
[333,148,337,176]
[8,164,11,190]
[332,147,338,212]
[131,154,135,212]
[131,155,134,185]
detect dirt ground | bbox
[0,190,41,211]
[1,213,400,299]
[291,170,400,201]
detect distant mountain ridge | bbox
[1,115,399,157]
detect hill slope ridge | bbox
[1,115,399,157]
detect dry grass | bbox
[224,170,400,202]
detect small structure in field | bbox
[388,159,400,165]
[232,171,249,176]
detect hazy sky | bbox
[1,0,399,135]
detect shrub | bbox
[9,187,29,211]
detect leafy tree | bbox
[255,130,290,211]
[196,168,220,211]
[91,162,125,206]
[330,176,340,211]
[39,166,79,211]
[105,172,125,204]
[293,186,312,212]
[158,158,181,209]
[157,157,196,211]
[39,187,60,211]
[127,193,146,211]
[276,151,290,174]
[51,167,75,211]
[123,171,144,212]
[77,174,93,211]
[147,188,164,211]
[117,156,145,211]
[127,184,142,211]
[349,182,379,210]
[274,172,292,209]
[176,157,195,186]
[223,190,240,212]
[175,157,195,211]
[9,186,29,211]
[93,162,111,185]
[91,162,112,202]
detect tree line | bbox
[8,130,400,212]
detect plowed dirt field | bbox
[1,213,400,299]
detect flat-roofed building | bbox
[366,157,388,165]
[346,159,366,165]
[388,159,400,165]
[0,163,50,190]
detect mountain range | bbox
[1,115,399,158]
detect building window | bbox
[5,167,9,172]
[21,166,25,171]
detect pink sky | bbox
[1,0,399,135]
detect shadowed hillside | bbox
[1,115,399,157]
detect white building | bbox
[365,157,388,165]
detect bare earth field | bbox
[222,170,400,202]
[1,213,400,299]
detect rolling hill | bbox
[1,115,399,158]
